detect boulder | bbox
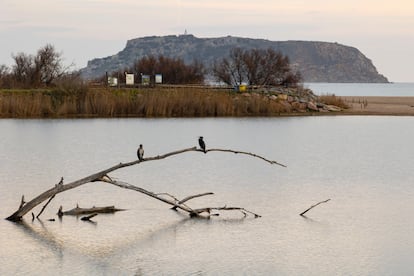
[307,102,319,111]
[280,101,292,112]
[292,102,307,112]
[278,94,288,100]
[324,105,342,112]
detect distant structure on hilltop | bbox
[80,35,388,83]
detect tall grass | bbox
[318,94,349,109]
[0,87,293,118]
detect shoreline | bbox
[1,87,414,117]
[341,96,414,116]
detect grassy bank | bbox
[0,87,287,118]
[0,86,346,118]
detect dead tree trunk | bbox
[6,146,285,222]
[58,205,124,216]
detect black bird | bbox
[137,144,144,161]
[198,136,206,153]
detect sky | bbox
[1,0,413,82]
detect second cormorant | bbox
[198,136,206,153]
[137,144,144,161]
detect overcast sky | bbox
[1,0,413,82]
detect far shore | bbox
[341,96,414,116]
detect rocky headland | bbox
[81,34,388,83]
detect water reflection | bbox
[16,220,64,259]
[2,117,414,275]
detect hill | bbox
[80,35,388,83]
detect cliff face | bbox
[81,35,388,83]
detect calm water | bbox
[306,82,414,96]
[1,116,414,275]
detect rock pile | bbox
[240,86,342,113]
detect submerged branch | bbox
[300,199,331,216]
[192,206,262,218]
[81,213,98,222]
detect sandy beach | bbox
[341,96,414,115]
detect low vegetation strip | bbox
[0,86,346,118]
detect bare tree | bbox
[9,44,71,88]
[34,44,65,86]
[0,64,11,88]
[12,52,35,87]
[212,59,233,85]
[131,55,205,84]
[212,48,300,87]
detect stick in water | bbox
[300,199,331,216]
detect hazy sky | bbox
[1,0,413,81]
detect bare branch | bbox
[206,148,287,167]
[18,195,25,209]
[101,178,195,214]
[178,192,214,205]
[300,199,331,216]
[171,192,214,210]
[192,206,261,218]
[103,179,260,218]
[36,195,55,219]
[6,146,278,221]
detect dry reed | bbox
[0,87,301,118]
[318,94,349,109]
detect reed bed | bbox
[318,94,349,109]
[0,87,292,118]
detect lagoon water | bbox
[1,84,414,275]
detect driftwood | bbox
[57,205,124,217]
[6,146,285,222]
[300,199,331,216]
[81,213,98,221]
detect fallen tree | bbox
[6,146,286,222]
[57,205,124,216]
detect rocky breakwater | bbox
[240,86,343,114]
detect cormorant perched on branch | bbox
[137,144,144,161]
[198,136,206,153]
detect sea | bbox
[1,83,414,275]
